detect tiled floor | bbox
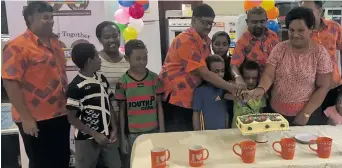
[1,103,17,130]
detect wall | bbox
[204,0,244,15]
[323,1,342,8]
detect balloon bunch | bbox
[244,0,280,33]
[114,0,150,41]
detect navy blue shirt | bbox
[192,84,228,130]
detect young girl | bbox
[193,55,230,130]
[324,89,342,125]
[212,31,234,128]
[229,60,266,128]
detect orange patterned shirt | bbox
[159,28,211,109]
[2,29,68,122]
[230,29,280,71]
[311,19,342,89]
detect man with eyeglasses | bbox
[159,4,242,132]
[231,7,280,87]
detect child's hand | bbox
[94,132,110,146]
[120,136,129,155]
[224,93,234,100]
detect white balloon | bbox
[128,17,144,33]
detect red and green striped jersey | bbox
[114,70,164,133]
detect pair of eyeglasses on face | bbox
[250,19,267,25]
[195,17,216,27]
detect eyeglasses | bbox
[249,19,267,25]
[196,17,216,27]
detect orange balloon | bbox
[136,0,148,5]
[267,7,279,19]
[244,0,258,11]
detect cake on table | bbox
[236,113,289,135]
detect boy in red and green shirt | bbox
[114,40,165,156]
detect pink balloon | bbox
[129,3,145,19]
[114,8,130,24]
[120,5,129,12]
[250,0,261,5]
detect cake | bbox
[236,113,289,135]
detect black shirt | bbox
[66,72,113,140]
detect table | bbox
[131,126,342,168]
[1,103,18,134]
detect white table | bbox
[131,126,342,168]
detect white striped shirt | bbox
[98,55,130,95]
[98,54,130,111]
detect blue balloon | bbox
[266,20,280,33]
[118,0,135,7]
[143,2,149,11]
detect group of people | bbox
[2,1,342,168]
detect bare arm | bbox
[3,80,32,119]
[119,101,126,138]
[257,64,276,91]
[67,109,99,137]
[193,111,201,131]
[301,73,331,115]
[110,103,118,132]
[231,65,243,81]
[111,100,119,126]
[156,95,165,132]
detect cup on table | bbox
[151,147,170,168]
[308,137,332,159]
[189,145,209,167]
[272,138,296,160]
[232,140,256,163]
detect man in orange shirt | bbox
[2,2,70,168]
[230,7,280,87]
[302,1,342,111]
[160,4,240,132]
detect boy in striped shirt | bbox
[114,40,165,156]
[66,43,121,168]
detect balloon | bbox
[118,0,135,7]
[120,5,129,12]
[244,0,258,11]
[114,8,130,24]
[129,3,145,19]
[128,18,144,33]
[136,0,148,5]
[119,46,125,54]
[143,2,149,11]
[116,23,127,33]
[266,7,279,19]
[261,0,275,11]
[266,20,279,32]
[250,0,262,5]
[123,27,138,41]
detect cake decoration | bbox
[236,113,289,135]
